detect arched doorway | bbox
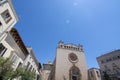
[69,65,81,80]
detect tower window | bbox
[64,46,66,48]
[68,46,69,48]
[1,10,12,23]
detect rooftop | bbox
[97,49,120,59]
[10,28,29,56]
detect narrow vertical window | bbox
[26,62,30,70]
[9,53,18,66]
[0,43,7,57]
[0,22,3,33]
[96,71,100,77]
[17,62,22,68]
[90,71,93,77]
[29,65,33,71]
[0,21,2,26]
[1,10,12,23]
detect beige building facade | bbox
[42,62,53,80]
[97,49,120,80]
[88,68,102,80]
[47,41,88,80]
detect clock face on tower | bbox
[69,53,78,63]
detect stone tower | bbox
[54,41,88,80]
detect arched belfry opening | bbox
[69,65,81,80]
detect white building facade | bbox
[0,1,42,79]
[0,28,42,80]
[0,0,18,42]
[0,0,19,69]
[0,28,28,69]
[23,47,42,80]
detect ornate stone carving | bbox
[69,53,78,63]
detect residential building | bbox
[0,27,42,79]
[0,1,43,79]
[88,68,102,80]
[0,0,18,41]
[23,47,42,80]
[97,49,120,80]
[0,28,28,69]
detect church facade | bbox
[42,41,102,80]
[46,41,88,80]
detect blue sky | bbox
[12,0,120,68]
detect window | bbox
[113,56,117,60]
[34,70,36,73]
[76,48,78,50]
[112,63,118,68]
[67,46,68,48]
[72,76,77,80]
[101,60,105,64]
[116,70,120,75]
[1,10,12,23]
[0,43,7,57]
[32,68,35,72]
[69,53,78,62]
[0,0,7,4]
[106,58,112,62]
[108,58,112,61]
[96,71,100,77]
[17,62,22,68]
[90,71,93,77]
[118,56,120,59]
[73,47,76,50]
[64,46,66,48]
[104,65,108,69]
[81,48,83,51]
[69,66,81,80]
[0,21,2,26]
[26,62,30,70]
[10,53,18,65]
[68,46,70,48]
[29,65,33,71]
[60,45,63,48]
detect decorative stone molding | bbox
[69,65,81,80]
[68,53,78,63]
[58,41,84,52]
